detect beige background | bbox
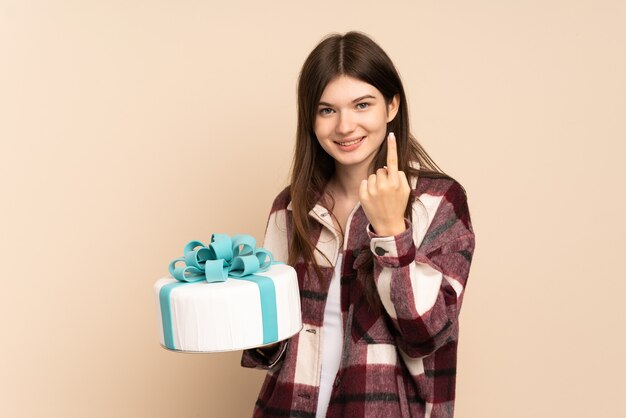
[1,1,625,417]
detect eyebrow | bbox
[318,94,376,107]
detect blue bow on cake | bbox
[159,233,280,350]
[168,233,274,283]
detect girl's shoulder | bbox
[268,186,292,213]
[414,171,467,200]
[412,172,472,232]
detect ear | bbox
[386,94,400,123]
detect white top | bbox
[316,253,344,418]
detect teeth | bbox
[338,137,363,146]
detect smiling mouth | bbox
[334,136,365,146]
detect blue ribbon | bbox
[159,233,279,350]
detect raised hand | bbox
[358,132,412,236]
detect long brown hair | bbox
[289,31,447,295]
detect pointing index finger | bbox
[387,132,399,176]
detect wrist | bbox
[371,220,407,237]
[368,220,416,268]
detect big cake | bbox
[155,234,302,353]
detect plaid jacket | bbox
[241,173,475,418]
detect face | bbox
[314,75,399,173]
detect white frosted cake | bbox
[155,236,302,353]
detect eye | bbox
[318,107,334,116]
[356,102,370,110]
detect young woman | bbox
[242,31,475,418]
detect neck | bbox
[329,159,374,201]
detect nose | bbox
[336,111,356,135]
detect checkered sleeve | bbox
[367,180,475,358]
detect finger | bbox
[376,167,389,188]
[386,132,399,177]
[376,167,388,180]
[367,173,377,195]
